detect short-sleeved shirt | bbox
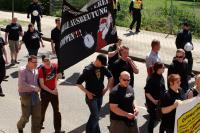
[109,85,135,121]
[5,23,22,41]
[0,37,5,56]
[160,89,182,130]
[22,30,42,49]
[38,63,57,90]
[51,27,61,51]
[146,51,161,69]
[76,63,112,97]
[112,59,134,87]
[144,73,166,109]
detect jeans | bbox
[85,96,103,133]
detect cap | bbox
[96,54,107,66]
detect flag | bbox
[60,0,117,70]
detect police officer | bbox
[129,0,143,33]
[175,22,194,77]
[0,35,8,97]
[27,0,43,32]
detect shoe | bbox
[55,131,65,133]
[62,75,65,79]
[11,59,15,65]
[0,93,5,97]
[18,129,23,133]
[135,30,140,33]
[15,60,20,64]
[41,126,45,129]
[190,72,195,77]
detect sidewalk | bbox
[0,11,200,72]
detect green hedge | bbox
[0,0,50,15]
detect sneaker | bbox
[0,93,5,97]
[18,129,23,133]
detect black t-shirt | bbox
[112,59,134,87]
[0,37,5,56]
[110,85,135,121]
[108,45,119,68]
[51,27,61,50]
[22,30,42,49]
[76,63,112,97]
[160,89,182,130]
[5,23,22,41]
[27,2,42,18]
[168,59,188,90]
[144,73,166,109]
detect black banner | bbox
[60,0,118,70]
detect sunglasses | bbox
[176,56,183,58]
[122,79,130,82]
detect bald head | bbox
[119,71,130,87]
[12,17,17,23]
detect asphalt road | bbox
[0,37,170,133]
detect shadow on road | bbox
[59,73,80,86]
[123,30,136,37]
[68,123,86,133]
[10,71,18,78]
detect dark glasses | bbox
[122,79,130,82]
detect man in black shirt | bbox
[27,0,43,32]
[5,17,23,64]
[168,49,188,98]
[51,18,64,79]
[110,71,139,133]
[159,74,183,133]
[0,36,8,97]
[108,38,122,72]
[76,54,113,133]
[175,22,194,77]
[112,46,139,87]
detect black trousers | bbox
[185,52,193,75]
[0,58,5,94]
[55,47,64,74]
[129,11,141,31]
[159,122,174,133]
[40,90,62,132]
[148,108,157,133]
[31,17,41,32]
